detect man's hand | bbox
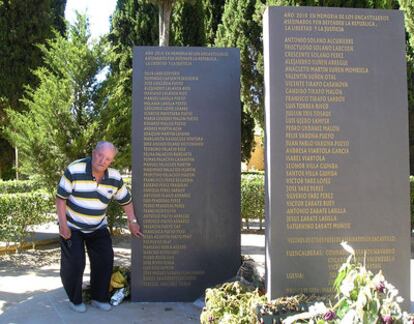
[56,197,71,239]
[59,223,72,239]
[122,202,143,238]
[128,221,143,238]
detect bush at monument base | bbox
[202,243,414,324]
[200,281,266,324]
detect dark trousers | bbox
[60,228,114,305]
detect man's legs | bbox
[85,228,114,302]
[60,230,86,305]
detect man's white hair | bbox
[95,141,118,155]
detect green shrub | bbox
[241,172,265,229]
[107,200,127,234]
[0,179,42,194]
[106,177,131,234]
[0,192,51,247]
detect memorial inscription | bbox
[132,47,241,301]
[264,6,410,305]
[142,62,203,289]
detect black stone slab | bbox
[263,6,410,307]
[131,47,241,301]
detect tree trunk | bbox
[159,1,173,46]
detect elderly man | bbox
[56,141,142,313]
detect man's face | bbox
[91,147,116,173]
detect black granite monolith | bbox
[131,47,241,301]
[263,6,410,307]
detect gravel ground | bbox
[0,245,60,270]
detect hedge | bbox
[241,172,265,230]
[107,200,127,234]
[0,192,52,247]
[0,179,42,194]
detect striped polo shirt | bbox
[56,157,131,232]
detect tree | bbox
[0,0,66,112]
[109,0,158,75]
[400,0,414,50]
[216,0,263,130]
[215,0,261,161]
[170,0,206,46]
[0,0,67,179]
[241,104,255,162]
[151,0,205,46]
[152,0,176,46]
[51,0,67,35]
[203,0,225,46]
[5,14,106,192]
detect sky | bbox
[65,0,117,38]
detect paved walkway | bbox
[1,226,413,323]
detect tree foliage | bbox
[109,0,158,75]
[216,0,264,133]
[215,0,261,160]
[4,14,106,192]
[241,105,255,162]
[0,0,66,112]
[203,0,226,46]
[0,0,66,179]
[170,0,206,46]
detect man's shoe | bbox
[69,302,86,313]
[91,300,112,311]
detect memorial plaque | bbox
[131,47,241,301]
[263,6,410,306]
